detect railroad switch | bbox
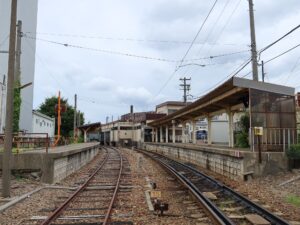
[153,199,169,216]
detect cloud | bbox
[84,76,114,91]
[31,0,300,123]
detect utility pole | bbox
[261,60,265,82]
[130,105,134,149]
[179,77,191,103]
[15,20,22,81]
[77,110,81,127]
[2,0,18,198]
[73,94,77,139]
[248,0,259,81]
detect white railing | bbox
[249,128,300,152]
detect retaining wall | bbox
[0,143,99,183]
[142,143,288,180]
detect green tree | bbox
[13,80,22,132]
[38,96,84,137]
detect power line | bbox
[24,35,180,63]
[264,43,300,64]
[23,34,248,64]
[24,38,72,95]
[153,0,219,99]
[182,0,242,80]
[192,57,251,98]
[0,35,9,48]
[176,0,219,69]
[207,0,242,54]
[284,56,300,85]
[259,24,300,56]
[24,31,245,46]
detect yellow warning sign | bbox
[254,127,263,136]
[150,191,161,198]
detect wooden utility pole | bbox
[2,0,18,198]
[73,94,77,139]
[248,0,259,81]
[15,20,22,81]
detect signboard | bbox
[254,127,263,136]
[150,191,161,198]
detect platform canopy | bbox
[78,122,101,131]
[149,77,295,126]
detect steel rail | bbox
[138,149,290,225]
[138,149,230,225]
[102,147,124,225]
[40,147,109,225]
[179,160,290,225]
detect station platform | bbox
[142,142,288,180]
[0,143,100,183]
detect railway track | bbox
[138,149,290,225]
[21,147,132,225]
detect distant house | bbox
[156,101,190,115]
[32,110,55,137]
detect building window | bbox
[36,119,39,124]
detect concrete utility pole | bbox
[73,94,77,139]
[248,0,259,81]
[261,60,265,82]
[77,110,81,127]
[130,105,134,149]
[15,20,22,81]
[179,77,191,103]
[2,0,18,198]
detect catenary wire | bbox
[264,43,300,64]
[23,34,248,63]
[181,0,231,77]
[153,0,219,99]
[259,24,300,57]
[24,31,245,46]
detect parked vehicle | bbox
[196,130,207,140]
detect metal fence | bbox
[0,133,50,153]
[249,128,300,152]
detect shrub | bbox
[236,131,249,148]
[287,144,300,159]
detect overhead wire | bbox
[24,31,245,46]
[181,0,231,77]
[184,0,244,97]
[23,34,249,64]
[259,24,300,57]
[24,37,72,96]
[192,22,300,100]
[153,0,219,99]
[264,43,300,64]
[283,56,300,85]
[0,35,9,48]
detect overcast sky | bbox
[30,0,300,123]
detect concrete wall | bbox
[0,143,99,183]
[52,147,98,183]
[0,0,38,132]
[142,143,288,180]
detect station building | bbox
[90,77,298,179]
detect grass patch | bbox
[0,148,34,154]
[286,194,300,207]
